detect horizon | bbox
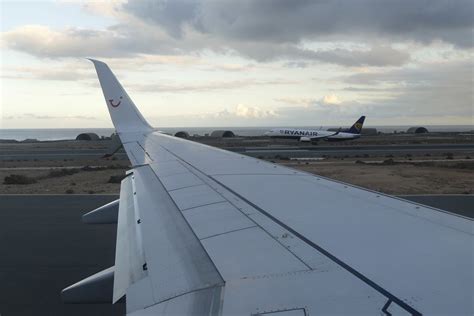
[1,1,473,128]
[1,123,474,130]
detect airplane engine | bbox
[299,137,311,142]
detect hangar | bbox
[174,131,190,138]
[407,127,429,134]
[211,130,235,138]
[76,133,100,141]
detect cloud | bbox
[125,0,474,47]
[222,41,410,66]
[128,78,298,93]
[275,97,316,107]
[310,45,410,67]
[5,113,99,120]
[147,103,278,126]
[2,25,119,58]
[322,94,342,105]
[1,1,472,127]
[4,0,471,66]
[1,65,95,81]
[340,60,474,118]
[272,59,473,123]
[124,0,201,38]
[232,104,277,119]
[1,24,177,58]
[276,94,346,107]
[1,24,409,67]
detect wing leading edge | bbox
[68,60,472,315]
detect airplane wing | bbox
[64,60,473,315]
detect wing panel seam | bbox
[210,176,422,316]
[157,145,314,271]
[199,225,258,241]
[135,164,226,286]
[141,284,224,310]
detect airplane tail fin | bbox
[347,116,365,134]
[88,59,153,134]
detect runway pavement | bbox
[1,143,473,160]
[0,149,128,161]
[398,194,474,218]
[0,195,124,316]
[232,143,474,158]
[0,194,471,315]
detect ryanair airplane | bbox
[265,116,365,142]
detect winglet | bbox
[88,59,153,133]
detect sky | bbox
[0,0,473,129]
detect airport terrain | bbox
[1,133,473,195]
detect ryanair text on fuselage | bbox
[265,116,366,143]
[280,130,320,136]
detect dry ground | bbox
[0,156,129,194]
[1,138,473,195]
[281,159,473,195]
[1,158,472,195]
[0,166,126,194]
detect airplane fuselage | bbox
[265,128,360,142]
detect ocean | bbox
[0,125,472,141]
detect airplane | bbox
[264,116,365,142]
[61,60,472,315]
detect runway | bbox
[0,195,124,316]
[1,143,473,161]
[0,149,128,161]
[229,143,474,158]
[398,194,474,218]
[0,194,471,315]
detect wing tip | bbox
[86,58,106,67]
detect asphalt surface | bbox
[1,143,473,160]
[233,143,474,158]
[0,194,472,316]
[399,194,474,218]
[0,150,128,161]
[0,195,124,316]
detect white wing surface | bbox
[88,60,473,315]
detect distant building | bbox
[174,131,190,138]
[76,133,100,141]
[210,130,235,138]
[407,127,429,134]
[361,128,378,135]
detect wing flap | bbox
[113,173,147,303]
[129,165,224,306]
[182,202,255,240]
